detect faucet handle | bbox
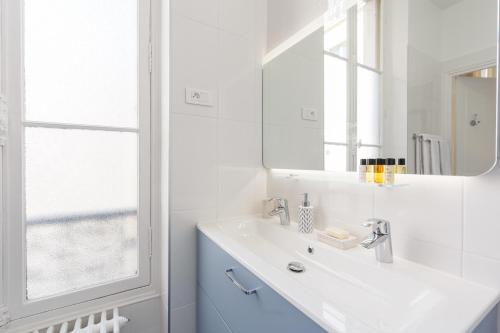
[363,218,391,234]
[268,197,288,208]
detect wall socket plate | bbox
[185,88,213,107]
[301,107,318,121]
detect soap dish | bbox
[318,232,358,250]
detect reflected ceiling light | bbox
[263,15,324,65]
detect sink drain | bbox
[287,261,305,273]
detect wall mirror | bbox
[263,0,498,176]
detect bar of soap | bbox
[325,227,350,240]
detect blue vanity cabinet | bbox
[198,285,233,333]
[197,231,327,333]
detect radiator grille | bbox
[31,308,128,333]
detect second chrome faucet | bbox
[268,198,290,225]
[361,218,393,263]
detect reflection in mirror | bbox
[263,0,498,176]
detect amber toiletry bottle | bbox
[374,158,386,184]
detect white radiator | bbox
[31,308,129,333]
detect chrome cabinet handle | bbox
[225,268,260,295]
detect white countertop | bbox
[198,217,500,333]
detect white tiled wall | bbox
[268,164,500,286]
[169,1,267,332]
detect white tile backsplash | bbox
[374,176,463,250]
[217,167,267,219]
[464,163,500,261]
[268,168,500,286]
[463,252,500,290]
[394,236,463,275]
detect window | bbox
[324,0,382,171]
[7,0,152,317]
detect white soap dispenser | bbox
[298,193,314,233]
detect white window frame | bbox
[0,0,6,326]
[2,0,160,323]
[324,2,383,171]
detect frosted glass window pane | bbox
[325,144,347,171]
[357,146,380,171]
[324,56,347,143]
[24,0,138,128]
[357,67,381,145]
[357,0,380,70]
[25,128,138,299]
[324,1,347,57]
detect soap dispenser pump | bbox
[298,193,314,233]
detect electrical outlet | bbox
[185,88,213,106]
[302,108,318,121]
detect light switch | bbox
[185,88,213,106]
[302,108,318,121]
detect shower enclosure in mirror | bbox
[263,0,498,176]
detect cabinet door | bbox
[198,285,233,333]
[198,232,326,333]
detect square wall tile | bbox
[120,298,162,333]
[170,303,196,333]
[267,173,330,226]
[463,252,500,290]
[172,16,218,118]
[217,167,267,219]
[219,0,255,36]
[267,172,373,233]
[217,119,261,168]
[254,0,268,59]
[171,0,218,28]
[170,209,216,309]
[170,114,217,211]
[218,30,258,123]
[374,175,463,250]
[322,181,374,234]
[464,164,500,260]
[394,236,462,275]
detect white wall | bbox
[455,77,497,176]
[267,0,327,52]
[381,0,408,160]
[120,298,162,333]
[441,0,497,62]
[406,0,443,173]
[403,0,497,173]
[169,0,268,332]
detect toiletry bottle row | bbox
[359,158,406,185]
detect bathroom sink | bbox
[198,217,500,333]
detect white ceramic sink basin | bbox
[198,217,500,333]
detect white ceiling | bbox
[430,0,463,9]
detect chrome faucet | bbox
[268,198,290,225]
[361,218,393,263]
